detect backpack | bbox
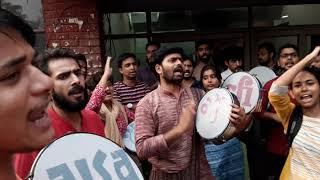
[286,106,303,147]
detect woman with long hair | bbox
[86,57,128,147]
[269,47,320,179]
[200,65,250,180]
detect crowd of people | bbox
[1,8,320,180]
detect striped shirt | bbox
[135,86,213,179]
[113,81,151,107]
[269,83,320,180]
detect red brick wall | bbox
[42,0,104,76]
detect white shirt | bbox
[221,68,233,82]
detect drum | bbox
[123,122,136,152]
[249,66,277,87]
[27,133,143,180]
[221,72,262,114]
[196,88,240,144]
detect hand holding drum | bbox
[196,88,249,144]
[229,104,251,135]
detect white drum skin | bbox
[196,88,238,144]
[249,66,277,87]
[221,72,261,114]
[28,133,143,180]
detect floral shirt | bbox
[86,85,128,136]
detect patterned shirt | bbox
[135,86,213,179]
[113,81,151,106]
[269,83,320,180]
[86,85,127,136]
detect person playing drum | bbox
[200,65,250,179]
[269,46,320,179]
[135,47,250,180]
[0,9,54,180]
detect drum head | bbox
[196,88,235,139]
[221,72,261,113]
[249,66,277,87]
[123,122,136,152]
[29,133,143,180]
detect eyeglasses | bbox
[280,53,298,58]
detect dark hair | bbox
[195,39,210,50]
[153,47,185,66]
[222,46,244,62]
[75,53,87,73]
[146,41,160,50]
[116,53,137,68]
[278,43,299,58]
[37,48,79,75]
[0,8,35,46]
[258,42,276,59]
[200,65,222,89]
[75,54,87,63]
[182,54,196,67]
[290,66,320,89]
[86,71,111,92]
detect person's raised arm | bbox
[86,57,113,112]
[97,56,113,88]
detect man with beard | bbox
[257,42,276,70]
[137,41,160,90]
[14,48,105,179]
[253,43,300,180]
[181,56,201,89]
[221,46,244,82]
[193,40,212,81]
[113,52,151,122]
[135,47,250,179]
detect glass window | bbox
[307,35,320,53]
[253,4,320,27]
[152,11,195,32]
[103,12,147,34]
[1,0,44,31]
[193,8,248,30]
[105,38,148,81]
[152,8,248,33]
[255,36,298,61]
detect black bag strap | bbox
[287,106,303,147]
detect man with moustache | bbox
[221,46,244,82]
[137,41,160,90]
[193,40,212,81]
[181,56,201,89]
[254,43,300,180]
[113,53,151,122]
[14,48,105,179]
[135,47,250,179]
[257,42,276,70]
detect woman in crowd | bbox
[200,65,249,180]
[0,9,54,180]
[86,57,128,147]
[269,46,320,179]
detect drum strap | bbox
[287,106,303,147]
